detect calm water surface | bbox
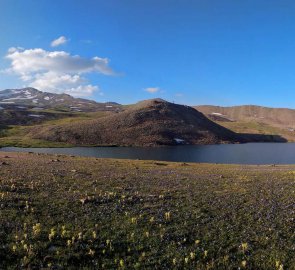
[1,143,295,164]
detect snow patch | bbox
[28,114,44,118]
[24,90,31,95]
[174,138,185,144]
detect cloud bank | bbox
[4,47,114,97]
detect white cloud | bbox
[51,36,68,47]
[7,47,24,53]
[65,85,99,97]
[4,47,115,97]
[6,48,113,76]
[144,87,160,93]
[29,71,98,97]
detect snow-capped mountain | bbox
[0,88,121,112]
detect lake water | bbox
[1,143,295,164]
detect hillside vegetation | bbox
[31,99,242,146]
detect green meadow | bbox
[0,152,294,269]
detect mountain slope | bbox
[0,87,121,112]
[195,105,295,141]
[32,99,242,146]
[0,88,122,126]
[195,105,295,125]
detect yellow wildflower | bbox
[32,223,41,236]
[88,249,95,256]
[119,259,124,267]
[241,242,248,252]
[165,212,171,220]
[131,217,137,224]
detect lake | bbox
[1,143,295,164]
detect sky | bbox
[1,0,295,107]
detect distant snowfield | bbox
[28,114,44,118]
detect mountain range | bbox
[0,87,121,112]
[0,88,292,146]
[0,88,122,125]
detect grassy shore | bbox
[0,152,294,269]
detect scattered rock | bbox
[80,198,89,205]
[181,162,189,166]
[154,162,168,166]
[0,161,9,165]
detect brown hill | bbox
[195,105,295,125]
[195,105,295,141]
[31,99,242,146]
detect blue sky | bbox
[1,0,295,107]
